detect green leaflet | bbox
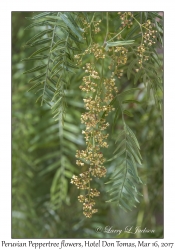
[29,73,46,83]
[45,15,61,21]
[127,141,142,162]
[34,151,60,165]
[118,87,142,100]
[23,65,46,74]
[127,168,139,183]
[35,94,43,104]
[51,97,62,110]
[47,77,57,86]
[65,12,79,29]
[47,85,56,93]
[64,122,80,134]
[51,39,66,52]
[66,61,79,69]
[106,195,120,203]
[131,33,142,40]
[122,192,131,201]
[152,53,162,68]
[106,182,122,192]
[123,109,133,117]
[27,82,41,92]
[119,198,132,211]
[53,54,64,63]
[52,90,62,102]
[105,175,123,184]
[29,46,50,58]
[135,189,143,197]
[109,190,120,197]
[127,58,138,80]
[63,65,75,73]
[26,29,53,45]
[134,196,140,203]
[51,67,62,79]
[105,40,135,51]
[26,12,52,20]
[126,156,139,180]
[30,38,52,47]
[126,178,136,189]
[39,160,61,176]
[59,12,83,41]
[64,158,79,173]
[113,140,125,154]
[124,185,136,199]
[111,166,125,179]
[144,67,159,80]
[115,131,125,144]
[63,131,84,145]
[155,20,163,34]
[111,175,125,183]
[24,21,49,30]
[67,100,84,108]
[67,43,81,51]
[69,31,84,44]
[107,40,135,46]
[50,168,62,193]
[112,108,120,133]
[107,147,126,162]
[64,170,73,178]
[125,125,140,149]
[127,138,142,160]
[51,59,63,73]
[21,55,48,61]
[151,12,163,20]
[127,144,141,165]
[125,25,140,39]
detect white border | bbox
[0,0,175,248]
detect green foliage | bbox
[106,94,143,211]
[22,12,84,118]
[12,11,163,238]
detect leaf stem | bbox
[133,16,143,45]
[116,96,128,204]
[107,27,126,42]
[41,12,59,106]
[103,11,109,45]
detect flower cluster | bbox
[143,20,157,46]
[82,18,101,34]
[85,44,105,60]
[77,190,99,218]
[136,20,157,69]
[137,44,147,66]
[74,43,105,65]
[92,20,101,34]
[71,63,118,218]
[108,46,128,78]
[118,12,133,29]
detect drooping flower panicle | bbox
[71,62,118,218]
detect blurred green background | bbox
[12,12,163,238]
